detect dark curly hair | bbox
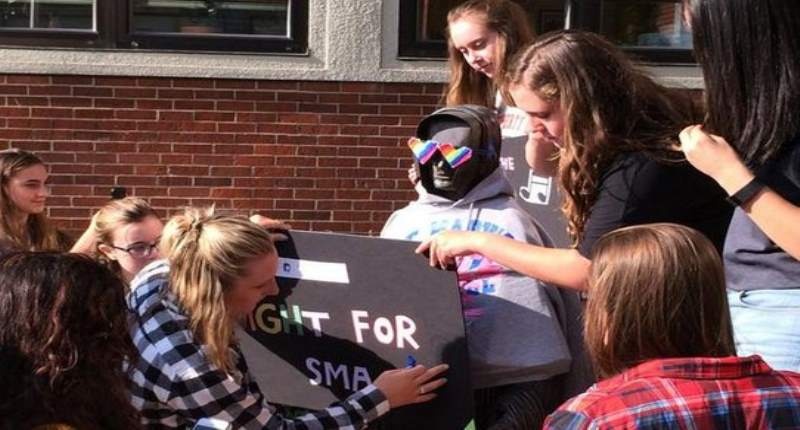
[0,252,140,429]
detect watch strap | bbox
[727,177,765,207]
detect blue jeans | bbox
[728,288,800,372]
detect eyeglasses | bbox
[110,241,159,259]
[407,137,494,168]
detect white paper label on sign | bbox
[277,257,350,284]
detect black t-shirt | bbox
[577,152,733,257]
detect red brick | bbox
[255,102,297,112]
[29,86,71,96]
[137,77,174,88]
[217,101,255,111]
[339,104,379,114]
[173,78,213,88]
[253,145,296,155]
[380,126,417,136]
[195,177,232,187]
[158,89,194,99]
[116,110,157,120]
[211,188,253,198]
[196,90,235,100]
[191,155,234,166]
[74,109,113,119]
[300,103,337,113]
[236,112,276,123]
[175,100,213,110]
[341,82,381,93]
[341,125,379,136]
[51,97,93,107]
[134,164,166,175]
[318,93,359,103]
[53,141,94,152]
[137,99,173,109]
[95,77,137,87]
[73,86,114,97]
[211,166,252,176]
[319,114,358,125]
[169,187,209,197]
[174,143,214,154]
[116,88,156,98]
[382,83,425,94]
[380,105,422,115]
[6,75,50,84]
[196,111,236,121]
[260,124,298,134]
[296,124,338,135]
[257,81,298,90]
[299,82,341,92]
[96,98,136,109]
[296,145,336,156]
[0,107,30,117]
[214,144,256,154]
[216,80,256,89]
[360,94,398,104]
[7,96,47,105]
[159,111,193,121]
[52,76,93,85]
[218,123,256,133]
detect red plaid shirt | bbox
[545,355,800,429]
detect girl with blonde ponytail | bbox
[127,207,449,428]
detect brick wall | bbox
[0,74,444,237]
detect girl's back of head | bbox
[160,207,275,373]
[0,252,139,429]
[585,223,735,379]
[508,30,696,240]
[446,0,533,106]
[686,0,800,166]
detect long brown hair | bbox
[445,0,534,107]
[160,207,275,374]
[0,253,140,429]
[0,149,66,252]
[585,223,735,379]
[509,31,697,243]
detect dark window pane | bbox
[132,0,289,36]
[599,1,691,50]
[416,0,461,42]
[399,0,554,58]
[0,0,93,30]
[0,0,31,28]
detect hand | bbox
[415,231,480,269]
[678,125,754,194]
[249,214,291,242]
[408,164,420,185]
[525,130,560,177]
[373,364,448,408]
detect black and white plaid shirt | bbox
[127,260,390,429]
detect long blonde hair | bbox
[94,197,160,276]
[585,223,735,379]
[0,149,66,251]
[160,207,275,373]
[445,0,534,107]
[508,31,696,243]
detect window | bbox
[0,0,308,53]
[398,0,692,64]
[571,0,692,63]
[398,0,556,59]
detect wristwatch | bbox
[727,177,765,207]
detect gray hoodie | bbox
[381,168,571,388]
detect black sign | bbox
[239,231,473,429]
[500,135,570,247]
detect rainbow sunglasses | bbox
[407,137,479,168]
